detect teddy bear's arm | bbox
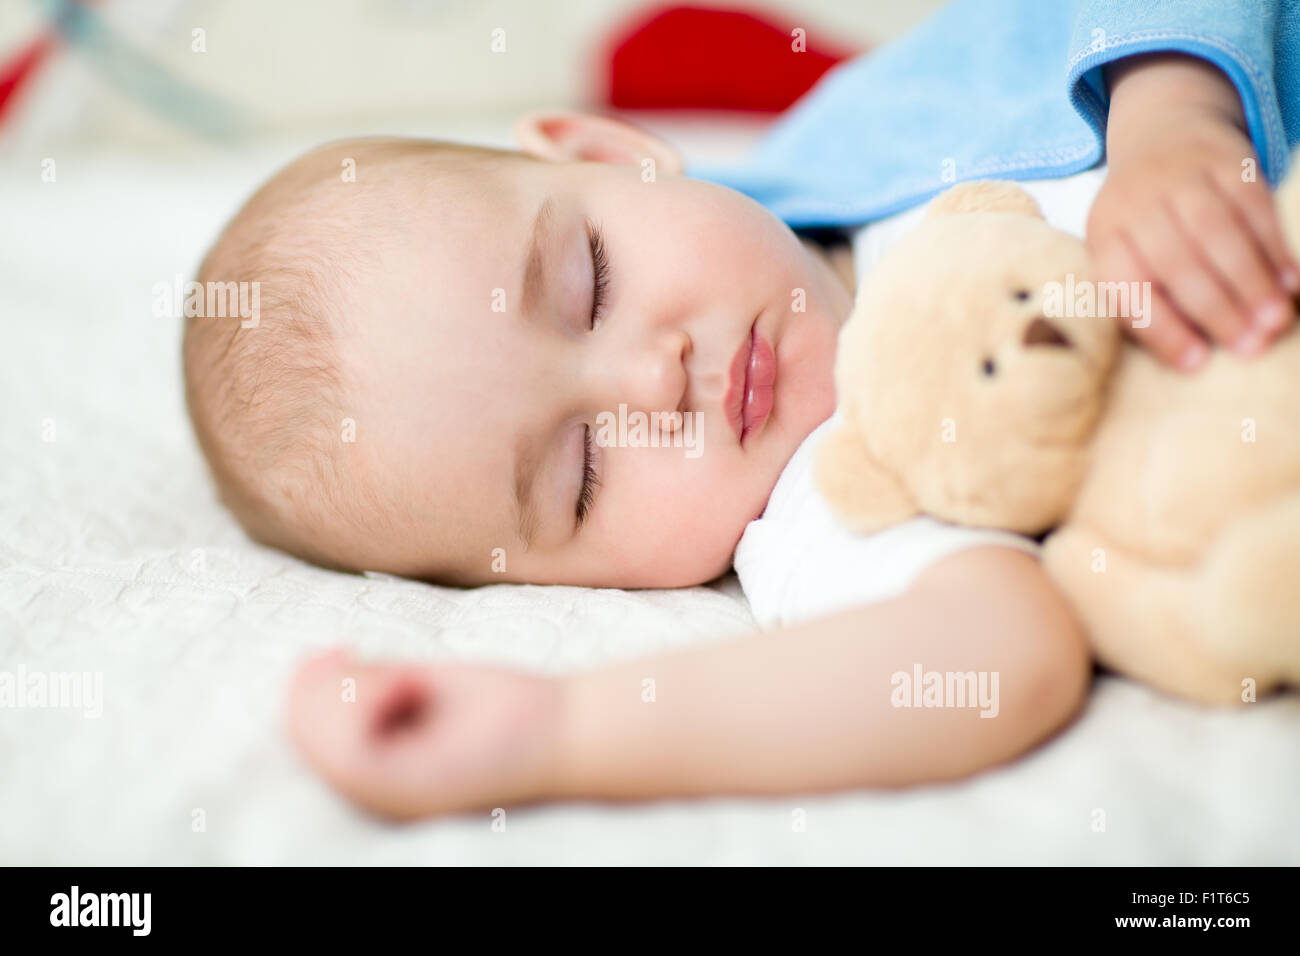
[814,423,917,533]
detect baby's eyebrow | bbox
[512,194,559,551]
[513,430,541,551]
[521,195,557,322]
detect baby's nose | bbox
[594,328,691,415]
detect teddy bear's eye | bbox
[981,357,997,377]
[1012,289,1031,301]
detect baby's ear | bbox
[814,424,917,533]
[927,180,1043,219]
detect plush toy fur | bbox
[815,177,1300,703]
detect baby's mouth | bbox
[743,330,777,442]
[724,319,777,445]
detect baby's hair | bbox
[183,137,524,572]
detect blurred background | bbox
[0,0,946,163]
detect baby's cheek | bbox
[604,467,729,584]
[674,474,754,570]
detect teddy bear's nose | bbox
[1023,316,1072,348]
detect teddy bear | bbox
[814,176,1300,704]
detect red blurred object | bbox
[0,34,54,125]
[0,0,108,128]
[603,3,861,112]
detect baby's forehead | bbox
[265,140,537,254]
[330,158,577,347]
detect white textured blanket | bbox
[2,144,1296,865]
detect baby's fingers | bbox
[1094,232,1208,371]
[1213,167,1300,299]
[1127,201,1252,352]
[1190,175,1296,336]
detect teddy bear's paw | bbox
[813,423,917,533]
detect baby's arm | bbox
[557,547,1086,799]
[288,547,1089,819]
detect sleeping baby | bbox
[183,1,1299,817]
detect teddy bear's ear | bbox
[814,423,918,533]
[926,181,1043,219]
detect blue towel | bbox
[684,0,1298,229]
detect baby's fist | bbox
[287,649,565,820]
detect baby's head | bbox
[184,112,851,587]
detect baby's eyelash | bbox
[588,222,610,329]
[576,424,600,527]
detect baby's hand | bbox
[287,649,565,820]
[1087,55,1300,371]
